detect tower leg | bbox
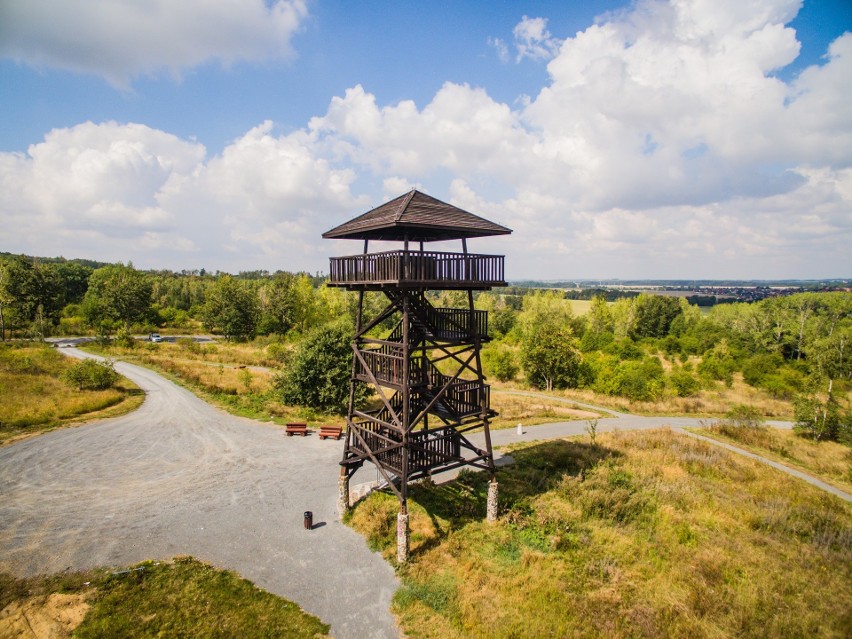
[397,509,410,563]
[337,469,350,518]
[487,478,499,522]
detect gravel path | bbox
[2,355,848,639]
[0,348,398,639]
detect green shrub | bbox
[114,327,136,348]
[274,320,368,413]
[265,342,290,364]
[669,366,700,397]
[483,345,518,382]
[62,359,119,391]
[596,356,665,402]
[742,353,783,387]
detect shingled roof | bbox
[322,189,512,242]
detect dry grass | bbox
[349,429,852,639]
[0,343,143,446]
[85,341,340,426]
[567,299,594,315]
[500,372,794,419]
[696,424,852,495]
[489,391,600,430]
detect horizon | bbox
[2,0,851,279]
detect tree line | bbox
[0,255,336,342]
[2,253,849,441]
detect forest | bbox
[1,254,850,442]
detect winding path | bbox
[1,353,849,639]
[0,348,398,639]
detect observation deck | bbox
[327,249,506,290]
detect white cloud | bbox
[0,0,308,86]
[488,37,510,63]
[0,120,365,271]
[171,121,366,266]
[2,0,849,278]
[305,0,851,277]
[513,16,560,62]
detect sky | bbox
[1,0,850,280]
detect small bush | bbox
[114,327,136,349]
[62,359,119,391]
[669,366,700,397]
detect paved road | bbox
[0,348,398,639]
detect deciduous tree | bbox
[202,275,258,341]
[82,263,153,331]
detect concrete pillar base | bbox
[487,480,499,522]
[337,474,350,518]
[397,512,410,563]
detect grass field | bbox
[0,557,329,638]
[348,429,852,638]
[695,421,852,495]
[524,372,796,419]
[0,343,143,446]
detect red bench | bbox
[319,426,343,440]
[285,423,308,436]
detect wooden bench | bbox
[319,426,343,441]
[285,423,308,437]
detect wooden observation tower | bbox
[324,189,511,562]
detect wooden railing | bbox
[409,428,462,471]
[355,347,428,387]
[328,250,505,287]
[432,308,488,340]
[370,376,489,421]
[388,307,489,342]
[349,422,462,473]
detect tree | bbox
[587,295,614,335]
[581,295,615,351]
[202,275,258,341]
[483,344,519,382]
[795,322,852,442]
[275,320,368,413]
[257,272,299,335]
[0,257,64,339]
[631,294,683,339]
[518,289,576,335]
[520,322,582,391]
[83,264,153,331]
[0,260,12,340]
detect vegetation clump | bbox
[0,344,140,443]
[274,320,370,413]
[61,358,119,391]
[0,557,329,638]
[349,430,852,639]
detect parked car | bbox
[149,333,163,343]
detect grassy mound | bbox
[0,343,142,445]
[0,557,329,638]
[349,429,852,638]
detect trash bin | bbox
[304,511,313,530]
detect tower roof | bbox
[322,189,512,242]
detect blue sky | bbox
[1,0,850,279]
